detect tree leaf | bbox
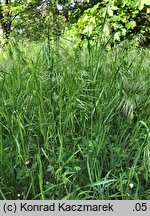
[126,20,136,29]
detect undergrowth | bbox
[0,39,150,199]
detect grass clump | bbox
[0,40,150,199]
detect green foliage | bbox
[0,0,150,44]
[0,0,66,43]
[65,0,150,45]
[0,40,150,199]
[0,0,150,200]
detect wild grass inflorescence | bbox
[0,39,150,200]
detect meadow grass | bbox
[0,39,150,199]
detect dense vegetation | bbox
[66,0,150,47]
[0,0,150,200]
[0,40,150,199]
[0,0,150,44]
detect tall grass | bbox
[0,39,150,199]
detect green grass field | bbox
[0,40,150,199]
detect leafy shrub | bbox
[65,0,150,46]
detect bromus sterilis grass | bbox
[0,39,149,199]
